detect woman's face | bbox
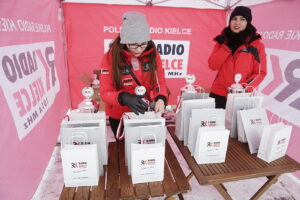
[230,16,247,33]
[126,42,148,57]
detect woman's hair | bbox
[108,35,157,90]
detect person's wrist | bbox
[155,95,167,106]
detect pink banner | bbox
[0,0,69,199]
[63,3,226,108]
[251,1,300,178]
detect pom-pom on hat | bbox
[120,11,150,44]
[229,6,252,23]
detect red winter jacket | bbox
[208,35,267,97]
[99,48,168,119]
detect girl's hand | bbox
[154,99,165,114]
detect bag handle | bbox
[116,113,130,141]
[141,133,156,144]
[69,132,88,145]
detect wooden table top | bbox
[167,125,300,185]
[60,139,190,200]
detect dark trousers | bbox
[209,93,227,109]
[109,117,121,139]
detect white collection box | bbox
[187,108,225,155]
[194,127,230,164]
[60,111,107,175]
[257,122,292,163]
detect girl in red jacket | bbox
[208,6,267,108]
[99,11,168,137]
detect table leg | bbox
[178,193,185,200]
[213,183,232,200]
[165,195,177,200]
[250,174,281,200]
[187,172,194,181]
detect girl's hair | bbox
[108,35,157,90]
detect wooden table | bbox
[60,140,190,200]
[167,125,300,200]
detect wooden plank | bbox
[199,163,214,176]
[90,168,106,200]
[118,141,135,199]
[74,186,90,200]
[216,162,231,174]
[162,160,179,196]
[134,183,150,199]
[225,147,244,171]
[148,182,164,197]
[229,140,263,169]
[60,186,76,200]
[202,164,300,184]
[106,142,120,200]
[165,141,190,193]
[167,126,207,184]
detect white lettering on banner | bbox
[0,17,18,32]
[164,28,192,35]
[156,40,190,78]
[0,42,60,140]
[0,17,51,33]
[103,39,190,78]
[102,25,192,35]
[258,30,300,40]
[259,48,300,126]
[103,26,121,33]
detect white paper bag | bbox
[226,95,263,138]
[257,122,292,163]
[187,108,225,155]
[131,142,165,184]
[193,127,230,164]
[237,108,269,153]
[125,125,166,174]
[61,136,100,187]
[60,111,108,171]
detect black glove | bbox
[118,92,148,115]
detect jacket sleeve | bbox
[244,42,267,90]
[99,53,123,106]
[152,53,168,103]
[208,43,232,71]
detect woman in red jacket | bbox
[208,6,267,108]
[99,11,168,138]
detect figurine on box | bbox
[78,87,96,113]
[181,74,197,93]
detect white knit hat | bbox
[120,11,150,44]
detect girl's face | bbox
[230,16,247,33]
[126,42,148,57]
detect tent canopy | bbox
[63,0,274,9]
